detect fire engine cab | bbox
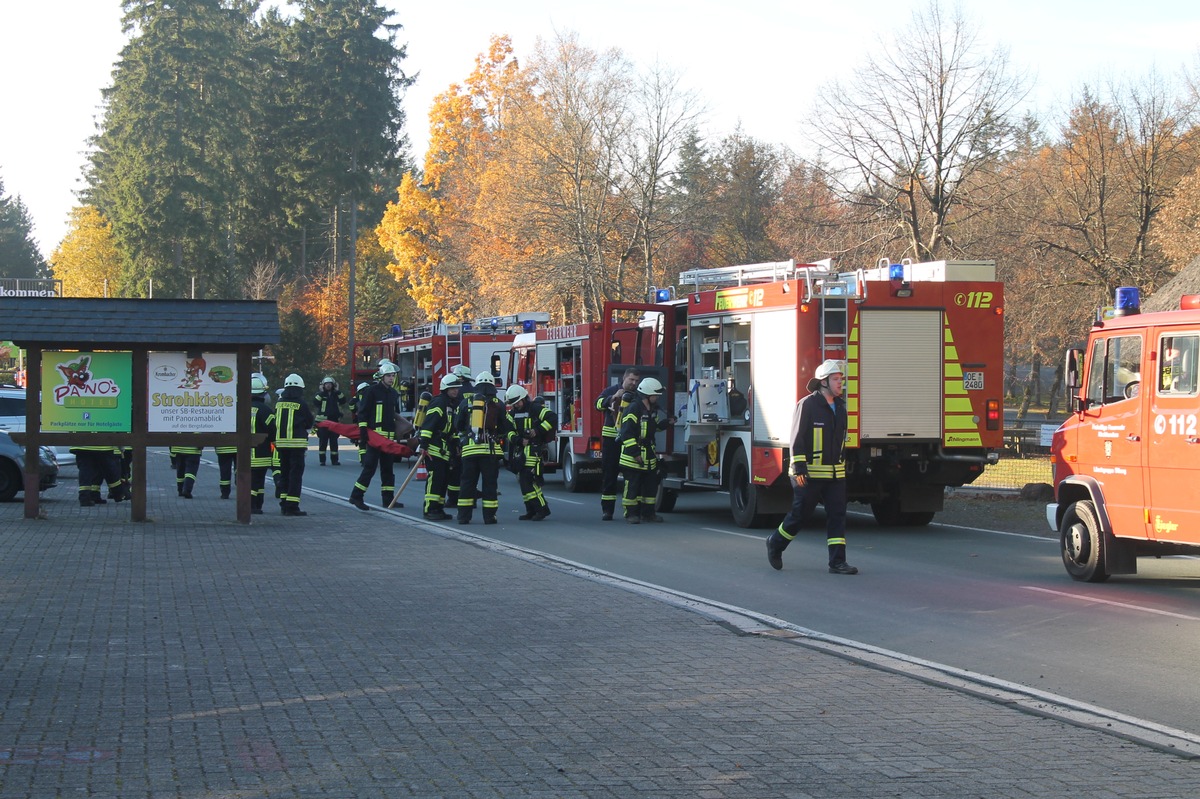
[1049,288,1200,581]
[353,312,549,416]
[507,302,678,487]
[662,258,1006,527]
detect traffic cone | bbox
[415,459,428,481]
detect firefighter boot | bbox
[331,455,340,466]
[457,507,473,525]
[483,511,497,525]
[519,500,538,520]
[382,490,402,509]
[531,504,550,522]
[601,499,615,521]
[319,453,326,466]
[766,531,790,571]
[348,487,371,512]
[624,508,641,525]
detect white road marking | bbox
[1024,585,1200,622]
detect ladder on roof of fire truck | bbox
[444,322,462,371]
[676,260,866,361]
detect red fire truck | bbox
[659,259,1007,527]
[512,259,1005,528]
[507,302,678,488]
[1048,288,1200,581]
[352,313,548,416]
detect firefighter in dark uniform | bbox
[595,368,640,520]
[618,377,668,524]
[314,376,347,465]
[171,443,203,498]
[445,364,474,512]
[71,445,127,506]
[249,374,276,514]
[766,359,857,574]
[505,384,557,521]
[455,372,511,525]
[417,373,464,520]
[214,443,237,499]
[349,362,413,510]
[275,373,314,516]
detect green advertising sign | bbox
[41,351,134,432]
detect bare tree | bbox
[243,259,286,300]
[617,61,704,294]
[807,0,1028,260]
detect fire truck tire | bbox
[729,456,771,528]
[561,447,591,493]
[1060,500,1110,582]
[656,485,678,513]
[870,498,903,527]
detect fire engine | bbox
[352,313,548,416]
[659,259,1006,527]
[1048,288,1200,581]
[507,302,678,487]
[511,258,1006,527]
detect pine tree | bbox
[0,176,49,280]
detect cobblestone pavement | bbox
[1,453,1197,798]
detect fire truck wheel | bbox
[655,485,678,513]
[1060,500,1110,583]
[870,498,903,527]
[729,456,771,528]
[562,448,584,493]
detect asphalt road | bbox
[295,451,1200,739]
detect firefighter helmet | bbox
[451,364,473,381]
[377,362,399,376]
[475,371,496,386]
[636,377,663,397]
[251,374,269,394]
[505,384,529,403]
[439,374,462,391]
[356,382,369,392]
[284,373,305,388]
[320,375,335,386]
[814,359,845,380]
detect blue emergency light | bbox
[888,263,905,281]
[888,263,912,297]
[1114,286,1141,316]
[390,323,402,337]
[655,288,672,302]
[521,319,538,333]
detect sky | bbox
[2,0,1199,260]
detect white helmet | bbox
[505,384,529,403]
[377,362,399,376]
[475,371,495,385]
[356,382,369,392]
[251,374,269,394]
[321,375,335,386]
[451,364,473,380]
[814,359,845,380]
[637,377,663,397]
[439,374,462,391]
[284,373,305,388]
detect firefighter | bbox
[249,374,275,515]
[275,373,314,516]
[314,375,347,465]
[214,443,237,499]
[444,365,474,512]
[171,443,203,498]
[71,444,126,507]
[618,377,668,524]
[595,368,641,520]
[766,359,857,575]
[505,384,557,521]
[348,362,414,511]
[455,371,511,524]
[351,381,371,463]
[418,373,464,520]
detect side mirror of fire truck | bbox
[1064,347,1089,412]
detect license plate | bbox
[963,371,984,390]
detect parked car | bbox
[0,385,75,467]
[0,430,59,502]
